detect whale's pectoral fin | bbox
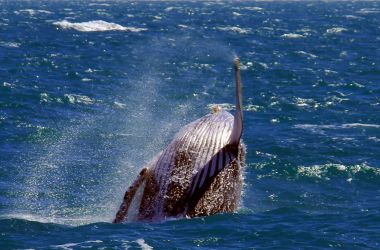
[187,144,239,210]
[113,168,148,223]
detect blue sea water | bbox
[1,0,380,249]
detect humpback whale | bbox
[114,58,245,223]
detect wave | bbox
[296,163,380,181]
[0,213,97,226]
[64,94,97,105]
[0,41,21,48]
[217,26,251,34]
[207,103,261,112]
[357,8,380,14]
[294,123,380,131]
[113,101,127,109]
[14,9,53,15]
[51,240,152,250]
[344,15,363,20]
[295,51,317,59]
[53,20,147,32]
[243,7,263,11]
[280,33,305,39]
[325,27,347,35]
[293,97,319,108]
[251,162,380,182]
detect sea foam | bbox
[53,20,147,32]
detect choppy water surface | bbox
[1,0,379,249]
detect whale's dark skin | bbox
[114,59,245,223]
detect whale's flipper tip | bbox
[229,57,243,145]
[234,57,240,69]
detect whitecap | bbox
[368,137,380,142]
[165,7,178,12]
[217,26,251,34]
[357,8,380,14]
[341,123,380,129]
[294,123,380,133]
[248,61,267,69]
[136,239,153,250]
[280,33,305,39]
[232,12,242,16]
[324,69,338,75]
[295,51,317,59]
[326,27,347,35]
[0,41,21,48]
[344,15,362,20]
[270,118,280,124]
[327,81,364,88]
[297,163,380,180]
[64,94,96,105]
[40,93,52,103]
[50,240,103,250]
[244,7,263,11]
[207,103,260,112]
[240,61,254,70]
[114,101,127,109]
[323,95,349,107]
[2,82,15,88]
[15,9,53,15]
[293,97,319,108]
[89,3,111,6]
[53,20,147,32]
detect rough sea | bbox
[1,0,379,249]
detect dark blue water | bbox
[1,0,379,249]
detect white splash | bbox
[53,20,147,32]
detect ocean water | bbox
[1,0,379,249]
